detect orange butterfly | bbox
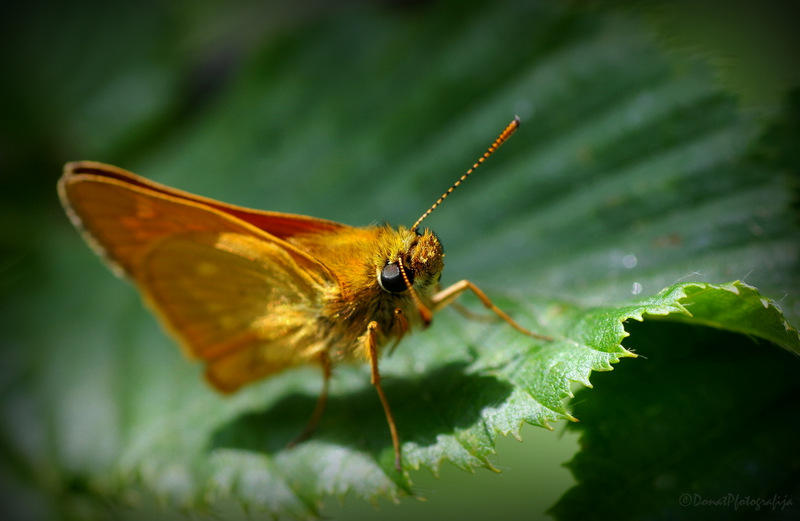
[58,117,548,471]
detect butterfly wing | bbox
[58,162,338,392]
[140,232,330,392]
[58,161,342,278]
[61,161,350,246]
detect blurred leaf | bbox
[2,1,800,520]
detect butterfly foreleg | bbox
[386,307,409,356]
[364,321,402,471]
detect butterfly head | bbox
[377,226,443,296]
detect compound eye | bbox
[379,262,413,293]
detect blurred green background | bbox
[2,1,799,520]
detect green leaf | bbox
[2,1,799,520]
[551,317,800,521]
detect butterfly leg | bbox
[287,352,332,448]
[431,280,552,340]
[448,300,497,322]
[365,321,402,471]
[386,308,409,356]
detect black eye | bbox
[379,262,413,293]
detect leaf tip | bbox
[483,457,502,473]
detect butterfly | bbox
[58,117,548,471]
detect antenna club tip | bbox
[412,117,520,229]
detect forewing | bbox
[141,232,331,393]
[60,162,350,258]
[58,162,339,392]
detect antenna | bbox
[411,116,520,232]
[397,255,432,325]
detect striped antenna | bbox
[411,116,520,231]
[397,255,432,325]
